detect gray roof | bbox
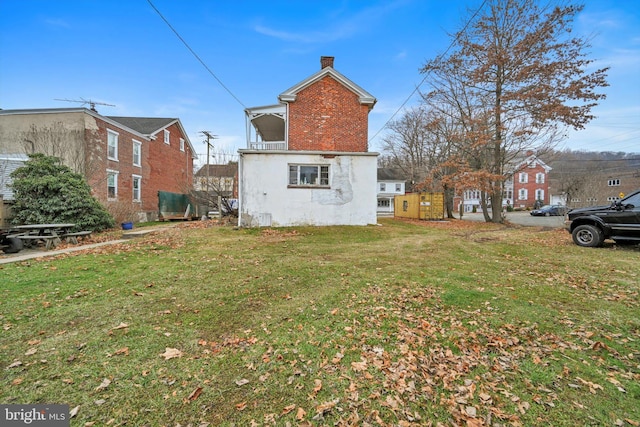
[1,155,28,200]
[377,168,407,181]
[107,117,178,136]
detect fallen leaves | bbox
[160,347,183,360]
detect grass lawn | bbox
[1,218,638,426]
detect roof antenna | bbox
[54,97,116,112]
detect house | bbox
[0,108,196,222]
[377,168,407,215]
[457,153,552,212]
[238,56,378,227]
[194,162,238,198]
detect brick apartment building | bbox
[0,108,195,222]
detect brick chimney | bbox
[320,56,334,69]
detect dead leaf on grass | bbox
[111,322,129,331]
[187,387,203,402]
[96,378,111,391]
[235,401,247,411]
[235,378,250,386]
[281,404,296,415]
[160,347,183,360]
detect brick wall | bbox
[513,163,550,207]
[146,122,194,213]
[287,76,369,152]
[88,118,193,220]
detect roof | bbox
[278,66,376,108]
[107,117,178,135]
[195,163,238,178]
[510,154,552,173]
[0,154,28,200]
[377,168,407,181]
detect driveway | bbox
[461,211,566,228]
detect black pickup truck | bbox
[565,189,640,247]
[1,230,23,254]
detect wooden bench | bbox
[15,234,61,250]
[62,230,92,244]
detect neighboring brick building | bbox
[0,108,195,222]
[456,153,552,212]
[239,56,378,227]
[509,154,552,209]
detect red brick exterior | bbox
[146,122,194,211]
[512,162,550,207]
[287,76,369,152]
[86,117,193,221]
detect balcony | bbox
[248,141,286,151]
[245,104,286,151]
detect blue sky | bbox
[1,0,638,165]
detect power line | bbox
[368,0,488,143]
[146,0,246,109]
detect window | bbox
[535,189,544,201]
[107,130,118,160]
[133,140,141,167]
[288,164,329,186]
[518,189,528,200]
[607,196,621,202]
[180,138,185,152]
[536,173,545,184]
[107,170,118,199]
[519,172,528,184]
[378,199,390,208]
[164,129,170,145]
[132,175,142,201]
[379,183,386,192]
[395,183,402,192]
[503,189,513,200]
[608,179,620,186]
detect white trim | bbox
[164,129,170,145]
[132,139,142,167]
[106,169,119,200]
[132,174,142,202]
[107,129,119,161]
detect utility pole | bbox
[200,131,218,216]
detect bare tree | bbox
[421,0,609,222]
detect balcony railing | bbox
[248,141,286,150]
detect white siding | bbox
[238,151,378,227]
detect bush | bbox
[10,154,115,232]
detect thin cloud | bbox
[254,0,408,45]
[43,17,70,28]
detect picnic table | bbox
[9,223,77,250]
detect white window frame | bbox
[518,188,528,200]
[107,169,119,200]
[519,172,528,184]
[395,183,402,192]
[133,140,142,167]
[164,129,170,145]
[288,164,329,187]
[379,183,386,192]
[535,189,544,201]
[107,130,119,161]
[179,138,185,152]
[536,173,545,184]
[132,174,142,202]
[608,179,620,186]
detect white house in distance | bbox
[238,56,378,227]
[377,168,407,215]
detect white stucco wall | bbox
[238,151,378,227]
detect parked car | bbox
[530,205,568,216]
[564,189,640,247]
